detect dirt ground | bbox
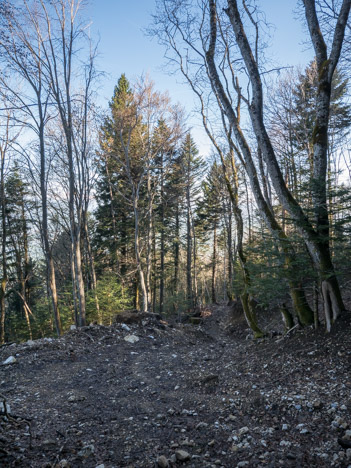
[1,304,351,468]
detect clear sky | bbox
[87,0,314,156]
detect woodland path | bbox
[1,304,351,467]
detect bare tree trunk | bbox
[159,153,165,315]
[191,208,199,307]
[40,126,62,336]
[173,205,180,294]
[211,221,217,304]
[70,242,79,326]
[0,146,7,344]
[227,221,235,303]
[186,182,193,310]
[146,171,153,311]
[133,199,148,313]
[152,223,157,314]
[84,218,101,324]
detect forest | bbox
[0,0,350,343]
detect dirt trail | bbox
[1,304,351,467]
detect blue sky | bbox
[87,1,314,155]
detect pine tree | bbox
[197,161,223,304]
[180,133,206,311]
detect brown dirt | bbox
[0,305,351,467]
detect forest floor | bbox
[1,304,351,468]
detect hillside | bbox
[1,305,351,467]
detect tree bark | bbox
[0,145,7,344]
[159,152,165,315]
[186,170,193,311]
[211,221,217,304]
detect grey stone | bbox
[124,334,139,343]
[58,460,70,468]
[239,426,249,436]
[157,455,169,468]
[175,449,190,461]
[2,356,16,365]
[78,444,94,458]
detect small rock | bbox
[280,440,291,447]
[208,439,215,446]
[237,462,249,467]
[70,325,77,331]
[282,424,288,431]
[196,422,209,429]
[333,416,348,429]
[121,324,131,331]
[26,340,36,347]
[95,465,105,468]
[58,460,70,468]
[157,455,169,468]
[124,335,139,344]
[2,356,16,365]
[68,394,86,403]
[175,449,190,461]
[239,426,249,436]
[77,444,94,458]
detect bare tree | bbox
[0,2,63,335]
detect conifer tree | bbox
[180,133,206,311]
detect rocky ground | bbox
[1,304,351,467]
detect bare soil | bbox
[1,304,351,468]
